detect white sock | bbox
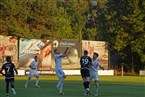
[36,78,39,86]
[95,82,99,95]
[59,81,64,93]
[25,80,28,86]
[86,88,89,91]
[57,77,64,89]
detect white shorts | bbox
[29,69,38,77]
[55,69,65,79]
[90,71,99,81]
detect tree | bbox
[96,0,145,72]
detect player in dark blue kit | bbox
[0,56,18,97]
[80,50,92,95]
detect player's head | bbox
[6,56,12,63]
[84,50,88,55]
[34,56,38,61]
[93,52,99,59]
[54,48,60,54]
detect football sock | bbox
[59,82,63,93]
[25,80,29,86]
[86,81,90,89]
[10,81,14,88]
[83,81,90,90]
[95,82,99,95]
[59,78,64,93]
[83,82,87,89]
[57,77,64,89]
[6,82,9,94]
[36,78,39,86]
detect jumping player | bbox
[0,56,18,97]
[25,56,40,88]
[90,52,104,96]
[80,50,92,95]
[54,47,70,95]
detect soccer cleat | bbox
[59,92,64,96]
[36,85,40,88]
[85,90,91,96]
[12,89,16,95]
[6,93,9,97]
[95,93,98,96]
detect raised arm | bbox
[61,47,71,58]
[99,65,104,70]
[64,47,69,54]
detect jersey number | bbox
[82,59,89,65]
[6,67,10,73]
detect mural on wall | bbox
[52,39,81,69]
[0,35,18,67]
[19,38,52,70]
[82,40,108,69]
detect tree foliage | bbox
[0,0,144,72]
[95,0,145,71]
[0,0,87,39]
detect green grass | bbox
[0,75,145,97]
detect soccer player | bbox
[0,56,18,97]
[90,52,104,96]
[25,56,40,88]
[80,50,92,95]
[54,47,70,95]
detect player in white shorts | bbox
[90,52,104,96]
[25,56,40,88]
[54,47,70,95]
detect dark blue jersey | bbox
[1,62,16,79]
[80,55,92,69]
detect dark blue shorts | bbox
[81,69,90,78]
[5,78,14,83]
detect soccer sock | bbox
[86,81,90,89]
[95,82,99,94]
[10,81,14,88]
[59,82,63,93]
[25,80,29,86]
[59,78,64,93]
[36,78,39,86]
[85,81,90,92]
[83,82,89,90]
[6,82,9,94]
[57,77,64,89]
[83,82,86,89]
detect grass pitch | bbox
[0,75,145,97]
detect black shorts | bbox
[5,78,14,83]
[81,69,90,78]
